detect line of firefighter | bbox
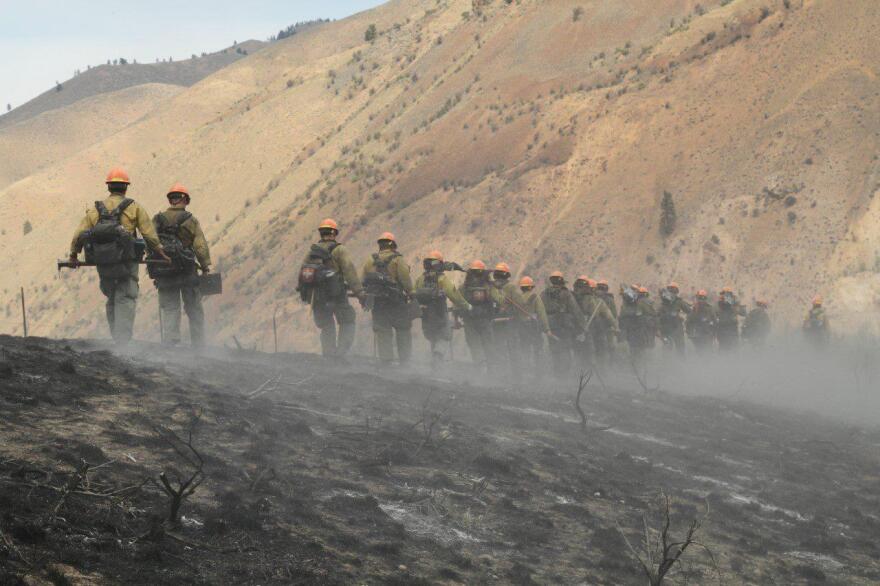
[63,170,830,356]
[298,219,831,373]
[68,168,211,347]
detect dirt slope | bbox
[0,335,878,584]
[0,84,183,190]
[0,0,877,347]
[0,41,266,130]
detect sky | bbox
[0,0,385,109]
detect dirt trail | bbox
[0,335,878,584]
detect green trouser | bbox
[548,316,576,379]
[573,331,595,370]
[517,321,543,376]
[690,335,714,354]
[421,309,452,366]
[313,297,356,357]
[716,325,739,351]
[592,328,610,365]
[494,319,521,377]
[158,278,205,347]
[661,321,686,356]
[464,318,494,369]
[97,263,139,344]
[372,299,412,364]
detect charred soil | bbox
[0,335,878,584]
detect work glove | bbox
[68,254,80,269]
[201,266,211,274]
[156,248,172,263]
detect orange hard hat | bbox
[575,275,590,283]
[319,218,338,231]
[639,286,649,294]
[596,279,609,290]
[105,167,131,184]
[550,271,564,279]
[519,276,535,288]
[721,286,734,294]
[494,262,511,274]
[378,231,396,243]
[756,300,768,308]
[587,279,597,288]
[469,260,487,271]
[697,289,708,298]
[812,296,822,306]
[668,282,679,290]
[167,182,189,196]
[425,250,443,262]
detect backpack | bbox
[543,288,571,316]
[415,272,447,307]
[363,252,405,302]
[297,242,345,302]
[464,280,495,320]
[148,212,197,280]
[82,199,136,266]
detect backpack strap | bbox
[115,198,134,218]
[95,201,111,219]
[173,211,193,228]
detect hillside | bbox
[0,84,183,190]
[1,335,878,584]
[0,40,265,130]
[0,0,878,348]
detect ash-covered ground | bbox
[0,335,878,585]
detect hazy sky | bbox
[0,0,385,109]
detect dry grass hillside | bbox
[0,0,877,350]
[0,84,183,190]
[0,40,265,130]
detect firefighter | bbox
[69,168,169,343]
[658,282,691,357]
[802,296,830,349]
[460,260,503,371]
[541,271,586,378]
[151,183,211,348]
[686,290,717,353]
[492,262,527,377]
[413,250,470,368]
[742,300,771,348]
[595,279,617,363]
[297,218,364,359]
[362,232,415,365]
[618,285,657,361]
[572,277,616,369]
[716,286,745,351]
[517,276,551,374]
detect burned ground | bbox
[0,334,878,585]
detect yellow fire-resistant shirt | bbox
[156,208,212,269]
[70,194,162,256]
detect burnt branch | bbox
[151,411,205,526]
[616,491,713,586]
[574,369,593,427]
[52,459,90,516]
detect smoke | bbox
[632,337,880,428]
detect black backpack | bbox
[82,199,136,267]
[415,272,446,305]
[297,243,345,302]
[148,212,197,280]
[363,252,405,302]
[463,279,496,320]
